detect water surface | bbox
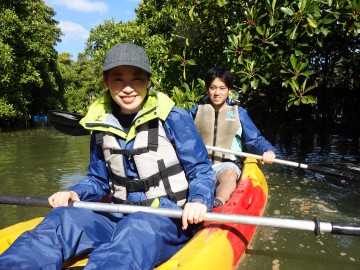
[0,126,359,269]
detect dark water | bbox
[0,127,90,228]
[239,127,360,270]
[0,126,359,269]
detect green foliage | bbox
[170,79,205,110]
[0,0,62,121]
[64,0,359,118]
[57,53,100,114]
[2,0,360,127]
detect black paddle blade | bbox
[308,163,360,182]
[46,110,89,136]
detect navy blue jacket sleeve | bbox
[68,133,110,202]
[239,107,276,155]
[164,106,215,210]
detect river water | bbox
[0,125,359,269]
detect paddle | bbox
[45,110,360,181]
[1,195,359,236]
[206,145,360,181]
[46,110,89,136]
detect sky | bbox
[44,0,142,59]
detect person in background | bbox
[0,43,215,270]
[189,66,275,207]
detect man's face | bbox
[207,77,230,111]
[103,65,151,114]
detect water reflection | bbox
[0,127,89,228]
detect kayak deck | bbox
[0,158,267,269]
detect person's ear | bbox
[147,79,151,88]
[102,73,109,88]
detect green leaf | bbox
[299,0,307,12]
[321,18,335,24]
[300,70,314,76]
[186,59,197,65]
[295,50,303,56]
[272,0,277,11]
[189,6,195,21]
[258,74,269,84]
[301,78,308,92]
[280,7,294,16]
[241,84,248,93]
[307,18,318,28]
[171,55,182,61]
[305,95,316,103]
[290,25,298,39]
[250,78,259,89]
[256,26,264,35]
[270,17,275,27]
[320,27,330,36]
[290,54,297,69]
[301,96,309,104]
[217,0,228,7]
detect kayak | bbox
[155,157,268,269]
[0,158,267,269]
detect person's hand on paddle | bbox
[261,150,276,164]
[182,202,208,230]
[48,191,80,207]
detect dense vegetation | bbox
[0,0,63,127]
[1,0,359,131]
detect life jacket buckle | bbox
[125,180,150,192]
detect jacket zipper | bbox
[211,111,219,163]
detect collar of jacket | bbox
[79,90,175,141]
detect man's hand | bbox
[181,202,208,230]
[261,150,276,164]
[48,191,80,207]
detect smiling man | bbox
[189,66,276,207]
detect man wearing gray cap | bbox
[0,43,215,269]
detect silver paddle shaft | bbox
[206,145,309,169]
[73,201,332,233]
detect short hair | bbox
[205,67,234,90]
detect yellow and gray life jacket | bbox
[95,119,189,207]
[194,104,243,164]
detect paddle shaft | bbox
[206,145,308,168]
[1,195,359,236]
[206,145,360,181]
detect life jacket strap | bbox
[111,189,188,206]
[158,159,177,203]
[111,163,184,192]
[97,119,159,156]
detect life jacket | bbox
[95,117,188,207]
[194,104,243,164]
[80,91,189,207]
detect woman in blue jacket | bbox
[0,43,215,270]
[189,66,275,207]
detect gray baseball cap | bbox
[103,43,152,75]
